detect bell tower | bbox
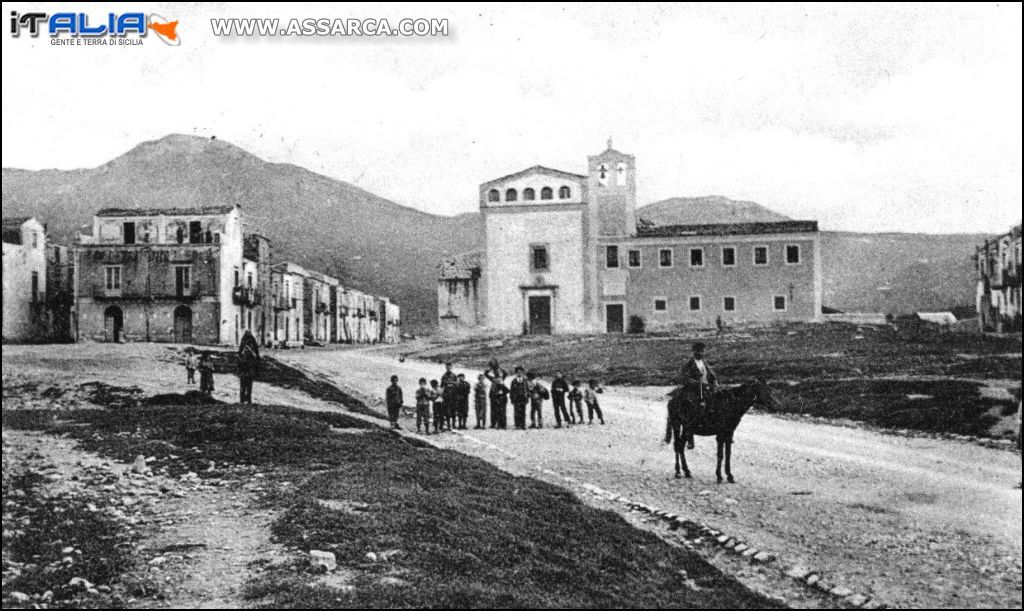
[587,138,636,237]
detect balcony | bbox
[315,302,330,315]
[232,286,262,307]
[88,283,201,302]
[271,294,295,311]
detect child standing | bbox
[528,372,549,429]
[584,379,605,425]
[456,373,472,430]
[473,374,489,430]
[198,351,215,395]
[184,349,198,384]
[568,380,585,424]
[385,375,403,430]
[415,378,433,434]
[430,380,445,433]
[489,376,510,429]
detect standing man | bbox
[238,329,260,404]
[679,341,717,449]
[489,375,510,429]
[456,373,472,430]
[440,362,458,391]
[550,372,572,428]
[184,348,198,385]
[385,375,404,430]
[528,372,549,429]
[509,366,530,430]
[473,374,489,430]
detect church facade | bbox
[438,142,822,335]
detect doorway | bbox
[606,303,625,333]
[104,306,123,343]
[173,305,193,344]
[527,296,552,335]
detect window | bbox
[487,189,500,203]
[774,295,787,311]
[123,222,136,245]
[175,265,192,296]
[659,248,673,268]
[689,247,704,268]
[505,188,518,202]
[234,268,240,287]
[721,246,736,267]
[31,231,39,249]
[616,162,627,186]
[606,245,620,268]
[598,164,609,185]
[541,186,553,200]
[31,272,39,303]
[558,185,571,199]
[531,245,549,271]
[753,245,769,266]
[654,298,667,312]
[689,296,702,311]
[628,249,641,268]
[104,266,122,291]
[786,244,801,264]
[247,273,253,289]
[523,188,536,201]
[723,296,736,312]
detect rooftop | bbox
[636,220,819,238]
[96,205,237,218]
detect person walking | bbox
[584,379,606,425]
[550,372,572,428]
[568,380,585,424]
[238,329,260,404]
[509,366,530,430]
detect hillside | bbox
[2,135,482,330]
[3,135,989,332]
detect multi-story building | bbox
[238,234,271,345]
[438,142,822,334]
[2,217,48,342]
[303,270,338,345]
[976,223,1022,333]
[269,262,306,347]
[382,298,401,343]
[75,205,245,345]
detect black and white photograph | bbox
[1,2,1021,608]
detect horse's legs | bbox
[679,433,691,478]
[715,437,724,483]
[725,439,735,484]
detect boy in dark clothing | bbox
[430,379,445,433]
[489,376,510,429]
[442,377,460,431]
[440,362,458,391]
[415,378,433,434]
[584,379,605,424]
[473,374,488,430]
[509,367,530,430]
[528,372,548,429]
[456,373,472,430]
[385,375,403,429]
[238,330,260,405]
[568,380,585,424]
[550,372,572,428]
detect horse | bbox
[664,378,775,483]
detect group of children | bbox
[385,361,606,434]
[183,348,216,394]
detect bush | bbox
[627,315,646,334]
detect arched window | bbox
[598,164,609,186]
[505,188,518,202]
[616,162,627,186]
[558,186,571,199]
[487,189,500,202]
[540,186,553,200]
[523,188,536,201]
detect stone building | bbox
[45,243,77,342]
[438,142,822,334]
[75,206,245,345]
[241,234,272,345]
[976,223,1022,332]
[269,262,307,347]
[2,217,48,342]
[304,270,338,345]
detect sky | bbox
[1,2,1021,234]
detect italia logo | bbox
[9,11,180,45]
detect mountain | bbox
[637,196,791,225]
[2,135,990,332]
[2,134,482,330]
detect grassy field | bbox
[3,383,775,609]
[408,323,1022,438]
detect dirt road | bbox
[277,347,1023,609]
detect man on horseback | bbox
[674,341,718,449]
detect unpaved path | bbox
[276,347,1024,609]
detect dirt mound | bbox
[142,390,224,406]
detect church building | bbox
[438,141,822,335]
